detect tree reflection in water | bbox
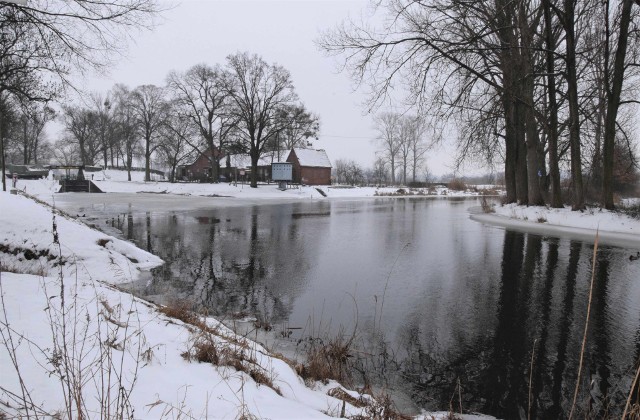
[104,200,638,419]
[396,230,636,419]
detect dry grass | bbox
[180,331,281,395]
[158,300,201,326]
[161,301,283,395]
[298,333,354,384]
[348,391,413,420]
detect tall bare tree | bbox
[0,0,161,189]
[130,84,168,181]
[159,111,197,183]
[63,105,101,165]
[167,63,234,182]
[223,52,298,188]
[374,112,402,185]
[111,84,140,181]
[270,104,320,153]
[601,0,640,209]
[15,101,55,164]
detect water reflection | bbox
[396,227,639,418]
[93,198,639,418]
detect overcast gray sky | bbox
[77,0,467,177]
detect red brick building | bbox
[177,147,222,181]
[286,148,332,185]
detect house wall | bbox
[300,167,331,185]
[185,148,221,181]
[286,149,331,185]
[288,153,303,183]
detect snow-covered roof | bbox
[220,154,272,168]
[291,148,331,168]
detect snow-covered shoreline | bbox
[470,202,640,249]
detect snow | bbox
[220,153,273,168]
[291,148,332,168]
[470,202,640,249]
[12,169,492,201]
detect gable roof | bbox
[219,154,272,168]
[291,148,332,168]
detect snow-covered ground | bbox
[0,183,496,419]
[14,168,493,200]
[471,201,640,249]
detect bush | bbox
[447,178,466,191]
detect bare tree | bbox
[19,102,55,164]
[223,52,298,188]
[374,112,402,185]
[129,84,168,181]
[408,116,430,183]
[52,136,81,166]
[1,0,161,85]
[270,104,320,154]
[371,156,389,186]
[0,0,161,189]
[334,159,365,185]
[63,105,101,165]
[158,111,197,183]
[167,63,234,182]
[110,84,140,181]
[601,0,640,208]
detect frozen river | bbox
[54,193,640,418]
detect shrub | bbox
[299,333,354,384]
[447,178,466,191]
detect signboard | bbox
[271,162,293,181]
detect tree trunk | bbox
[144,133,151,182]
[0,104,6,192]
[503,95,517,204]
[563,0,585,210]
[250,147,258,188]
[22,119,28,164]
[602,0,634,209]
[496,0,519,204]
[390,159,396,185]
[543,0,563,208]
[127,150,132,181]
[514,102,529,205]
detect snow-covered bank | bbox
[470,202,640,249]
[0,192,379,418]
[14,168,493,201]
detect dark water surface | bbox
[55,194,640,419]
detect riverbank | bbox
[0,190,495,419]
[13,168,494,200]
[470,201,640,249]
